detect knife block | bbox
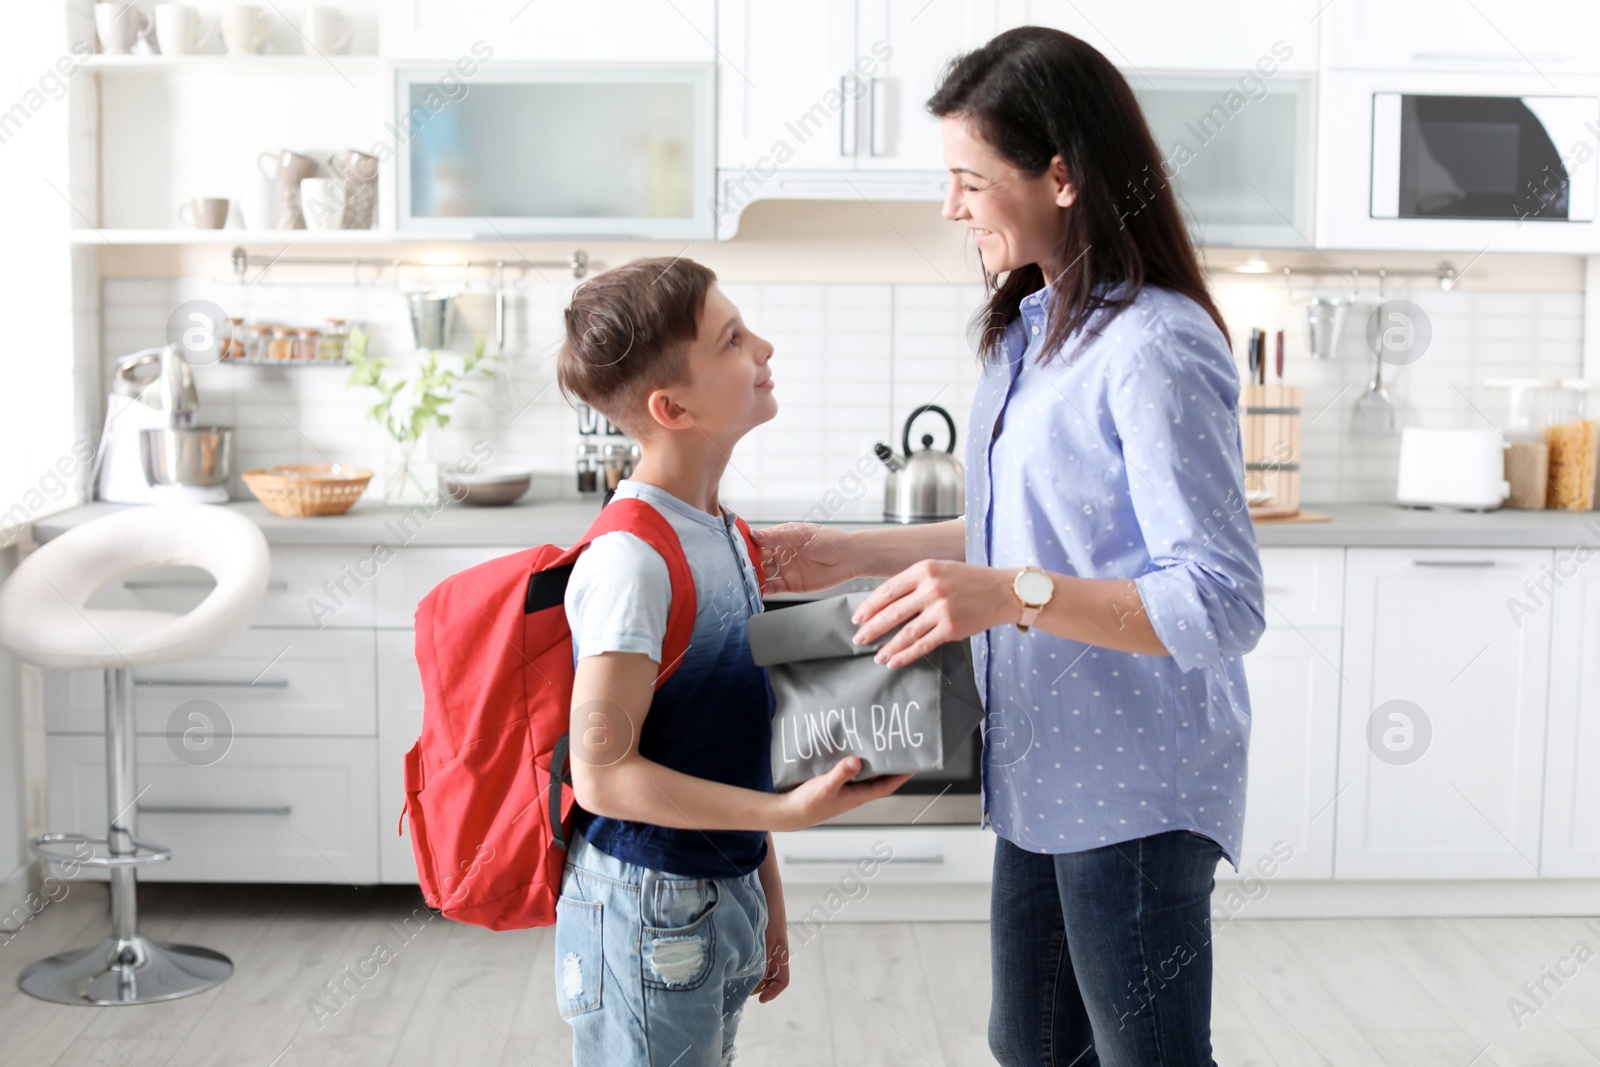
[1242,384,1302,519]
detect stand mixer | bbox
[94,346,233,505]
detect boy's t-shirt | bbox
[563,478,775,879]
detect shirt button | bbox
[1031,325,1040,335]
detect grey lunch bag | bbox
[747,590,984,789]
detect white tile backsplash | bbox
[98,275,1589,511]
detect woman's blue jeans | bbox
[988,829,1225,1067]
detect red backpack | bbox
[401,497,765,930]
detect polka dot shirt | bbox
[965,278,1265,871]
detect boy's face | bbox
[650,283,777,438]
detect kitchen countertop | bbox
[29,498,1600,549]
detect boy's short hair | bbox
[557,257,718,440]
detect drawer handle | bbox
[136,678,290,688]
[125,579,288,591]
[1263,585,1290,594]
[138,804,289,816]
[783,854,944,865]
[1412,560,1496,568]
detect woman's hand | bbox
[753,910,790,1003]
[750,522,858,594]
[850,560,1020,668]
[777,756,913,830]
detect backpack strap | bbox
[579,496,697,685]
[731,515,767,597]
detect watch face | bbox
[1016,569,1053,604]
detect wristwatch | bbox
[1011,566,1054,632]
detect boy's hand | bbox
[754,921,789,1002]
[750,523,858,595]
[778,756,913,829]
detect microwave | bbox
[1370,92,1599,222]
[395,64,716,239]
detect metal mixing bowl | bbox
[141,427,233,487]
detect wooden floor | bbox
[0,882,1598,1066]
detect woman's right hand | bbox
[777,757,913,830]
[750,522,859,595]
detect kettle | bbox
[875,404,964,523]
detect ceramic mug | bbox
[301,6,351,55]
[154,4,214,54]
[256,148,318,183]
[327,148,378,183]
[299,179,346,231]
[178,197,229,229]
[220,4,271,54]
[94,2,153,54]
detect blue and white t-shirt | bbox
[563,478,775,878]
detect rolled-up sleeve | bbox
[1109,311,1265,673]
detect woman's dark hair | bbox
[927,26,1229,365]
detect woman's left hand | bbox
[851,560,1020,668]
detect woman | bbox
[750,26,1265,1067]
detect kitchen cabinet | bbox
[1133,72,1315,248]
[46,735,379,883]
[1323,0,1600,74]
[717,1,862,173]
[1334,548,1553,880]
[994,0,1319,75]
[1227,549,1345,880]
[381,0,716,63]
[854,0,1005,172]
[377,630,426,883]
[1541,546,1600,877]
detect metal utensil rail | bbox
[229,247,589,280]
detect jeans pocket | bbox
[641,876,720,992]
[554,895,603,1018]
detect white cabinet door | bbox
[382,0,716,62]
[1542,547,1600,877]
[1335,548,1553,880]
[1260,547,1345,628]
[1324,0,1600,74]
[47,735,379,883]
[374,546,513,628]
[378,629,426,883]
[995,0,1319,74]
[1230,626,1341,880]
[717,0,861,173]
[43,628,378,737]
[855,0,1003,172]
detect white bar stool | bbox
[0,504,269,1005]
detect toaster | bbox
[1395,427,1509,510]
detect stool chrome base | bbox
[19,935,232,1006]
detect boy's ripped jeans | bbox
[555,832,769,1066]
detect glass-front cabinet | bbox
[396,65,716,239]
[1133,73,1315,247]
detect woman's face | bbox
[940,115,1076,277]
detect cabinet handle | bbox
[783,853,944,865]
[136,678,290,688]
[868,77,889,156]
[839,74,859,157]
[125,579,288,591]
[138,804,288,816]
[1411,559,1496,568]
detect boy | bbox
[554,257,910,1066]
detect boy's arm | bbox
[567,650,911,832]
[752,834,789,1002]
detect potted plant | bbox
[344,326,494,503]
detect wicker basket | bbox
[242,465,373,517]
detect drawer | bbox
[1259,547,1345,629]
[85,546,378,628]
[374,546,512,628]
[43,627,376,736]
[377,629,426,883]
[45,734,379,883]
[771,827,993,885]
